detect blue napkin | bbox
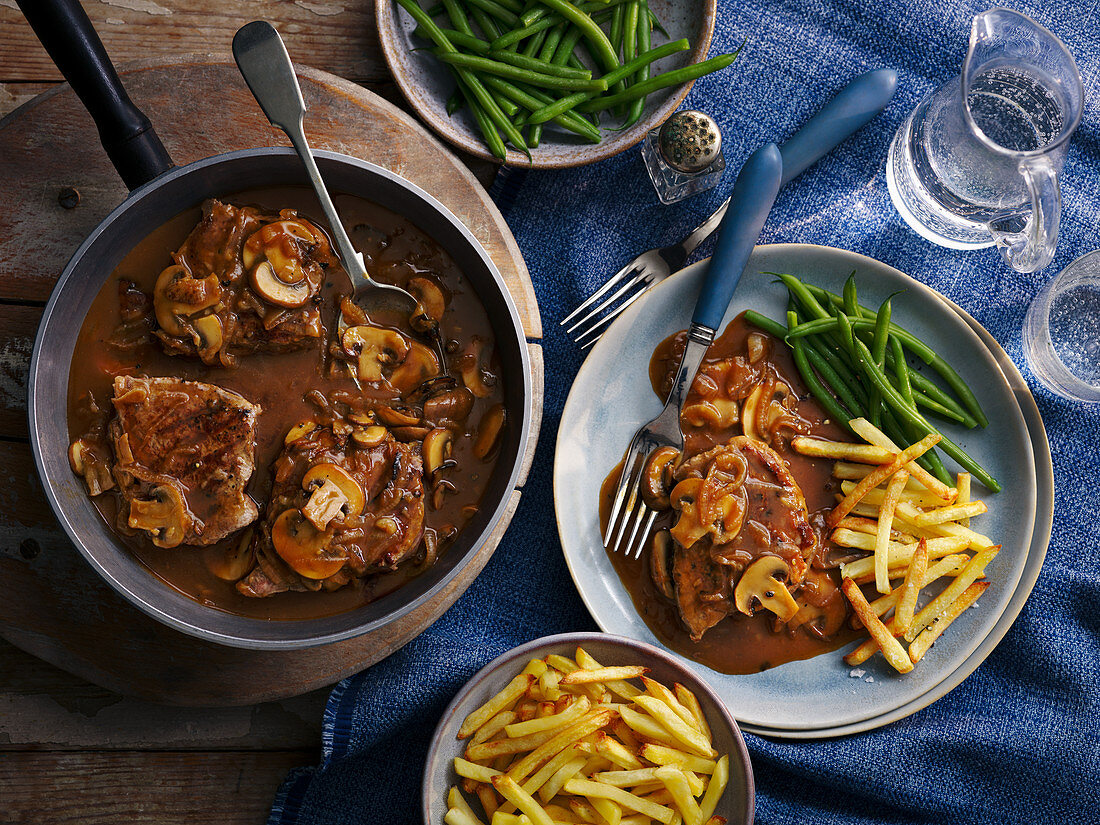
[269,0,1100,821]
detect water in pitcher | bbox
[889,65,1066,246]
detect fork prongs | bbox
[575,285,651,349]
[604,445,657,558]
[561,258,642,329]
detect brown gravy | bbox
[600,314,860,674]
[67,187,504,620]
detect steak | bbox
[109,375,260,548]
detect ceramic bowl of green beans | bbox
[376,0,722,166]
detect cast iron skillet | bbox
[21,0,532,649]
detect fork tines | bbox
[604,446,658,560]
[561,263,659,348]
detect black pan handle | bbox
[17,0,174,190]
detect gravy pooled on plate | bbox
[67,188,506,620]
[601,314,860,674]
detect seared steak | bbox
[109,375,260,547]
[669,437,816,641]
[238,420,426,597]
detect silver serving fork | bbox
[564,69,898,347]
[605,143,783,559]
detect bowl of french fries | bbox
[424,632,753,825]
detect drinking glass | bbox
[887,8,1082,273]
[1023,250,1100,403]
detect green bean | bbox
[609,3,624,58]
[469,7,502,40]
[850,336,999,491]
[552,24,583,65]
[801,281,988,428]
[461,84,507,159]
[531,0,619,70]
[441,0,474,35]
[523,39,690,123]
[911,388,968,425]
[463,0,520,25]
[623,0,649,127]
[777,273,832,321]
[881,408,951,484]
[891,334,913,408]
[801,333,868,414]
[538,22,565,61]
[480,75,600,140]
[433,28,491,52]
[446,88,465,115]
[486,48,591,77]
[742,310,786,338]
[577,53,737,111]
[646,5,667,36]
[434,52,609,90]
[843,272,859,318]
[803,346,862,424]
[521,27,548,57]
[867,296,892,426]
[788,311,856,432]
[529,122,543,146]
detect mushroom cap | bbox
[341,324,411,383]
[127,483,191,549]
[270,509,346,580]
[250,259,312,308]
[301,463,365,518]
[733,555,800,622]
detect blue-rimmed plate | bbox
[553,243,1052,736]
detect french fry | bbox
[895,500,995,551]
[698,755,729,822]
[506,708,617,783]
[837,533,969,579]
[832,461,935,492]
[838,480,953,509]
[836,515,920,544]
[506,697,592,739]
[456,757,504,783]
[850,553,969,589]
[471,711,519,747]
[909,581,989,662]
[957,473,972,526]
[875,469,909,594]
[562,778,676,824]
[448,786,488,825]
[841,577,914,673]
[894,540,928,635]
[567,798,601,824]
[654,767,704,825]
[619,706,684,750]
[594,731,644,770]
[827,433,941,527]
[641,677,699,732]
[477,785,500,820]
[791,436,894,463]
[610,719,640,753]
[537,754,588,804]
[492,775,554,825]
[847,418,956,501]
[560,666,648,685]
[590,798,622,825]
[639,743,717,775]
[673,684,712,746]
[905,546,999,642]
[466,726,561,761]
[460,675,535,739]
[632,696,716,758]
[911,500,988,526]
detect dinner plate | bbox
[375,0,716,168]
[554,243,1047,734]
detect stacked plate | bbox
[554,244,1053,738]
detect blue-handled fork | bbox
[605,143,784,559]
[565,68,898,348]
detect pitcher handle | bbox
[988,158,1060,273]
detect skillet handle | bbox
[17,0,174,190]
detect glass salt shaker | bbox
[641,110,726,205]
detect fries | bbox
[443,648,730,825]
[795,419,1002,675]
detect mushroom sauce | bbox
[600,314,860,674]
[66,187,506,620]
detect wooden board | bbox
[0,59,543,706]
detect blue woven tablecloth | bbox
[268,1,1100,822]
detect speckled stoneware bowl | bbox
[376,0,717,167]
[422,632,754,824]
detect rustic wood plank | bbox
[0,0,386,84]
[0,82,53,117]
[0,750,316,824]
[0,639,326,751]
[0,304,36,441]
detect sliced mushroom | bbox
[388,341,440,392]
[206,527,256,582]
[459,337,496,398]
[352,425,389,448]
[473,403,506,460]
[733,556,800,622]
[640,446,679,511]
[669,477,707,548]
[341,325,410,383]
[391,425,433,442]
[374,406,421,427]
[153,264,220,336]
[301,478,350,530]
[68,438,115,496]
[192,313,223,360]
[407,276,447,332]
[284,420,317,445]
[423,428,454,477]
[787,597,848,639]
[423,386,474,424]
[270,509,345,580]
[251,260,311,308]
[302,463,365,518]
[128,484,190,548]
[649,530,676,600]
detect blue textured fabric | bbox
[267,1,1100,822]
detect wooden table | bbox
[0,3,500,821]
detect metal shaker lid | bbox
[658,110,722,173]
